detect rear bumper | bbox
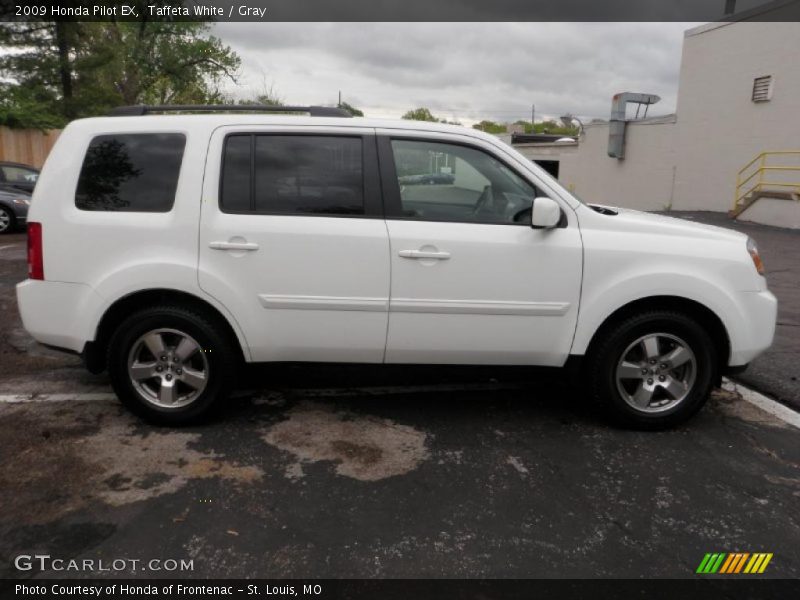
[16,279,102,353]
[728,289,777,366]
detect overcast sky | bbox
[213,22,700,125]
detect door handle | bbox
[398,249,451,260]
[209,241,259,251]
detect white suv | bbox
[16,105,777,428]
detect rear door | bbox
[199,126,390,362]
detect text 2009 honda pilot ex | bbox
[16,105,777,428]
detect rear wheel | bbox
[587,310,717,429]
[108,306,238,425]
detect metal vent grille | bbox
[752,76,773,102]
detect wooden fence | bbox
[0,126,62,168]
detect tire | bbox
[107,305,238,425]
[586,310,718,430]
[0,207,14,234]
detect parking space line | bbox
[0,244,19,252]
[0,393,116,403]
[723,378,800,430]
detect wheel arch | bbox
[84,288,249,373]
[579,295,731,375]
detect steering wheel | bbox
[472,185,494,217]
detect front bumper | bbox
[728,289,777,366]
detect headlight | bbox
[747,237,765,276]
[12,198,31,206]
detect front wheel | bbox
[107,305,238,425]
[587,310,718,429]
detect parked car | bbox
[16,106,777,428]
[0,186,30,234]
[0,161,40,194]
[398,173,456,186]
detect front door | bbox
[379,135,582,366]
[199,127,390,362]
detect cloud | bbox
[213,22,697,124]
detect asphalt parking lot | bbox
[0,212,799,580]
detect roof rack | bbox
[108,105,353,118]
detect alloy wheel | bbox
[127,328,209,408]
[615,332,697,413]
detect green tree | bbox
[402,107,439,122]
[0,21,86,124]
[339,101,364,117]
[472,120,507,134]
[509,119,579,136]
[513,119,535,134]
[0,84,65,129]
[97,20,240,106]
[0,5,241,128]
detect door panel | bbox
[199,127,390,362]
[385,220,581,365]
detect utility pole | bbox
[531,104,535,127]
[338,90,342,107]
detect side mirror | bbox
[531,197,561,229]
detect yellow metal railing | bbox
[734,151,800,210]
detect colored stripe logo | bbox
[696,553,773,574]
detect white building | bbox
[516,6,800,228]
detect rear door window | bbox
[220,134,364,216]
[75,133,186,212]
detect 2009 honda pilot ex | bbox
[16,105,777,428]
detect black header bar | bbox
[3,0,800,22]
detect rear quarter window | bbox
[75,133,186,212]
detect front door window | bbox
[390,139,538,225]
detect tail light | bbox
[27,222,44,280]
